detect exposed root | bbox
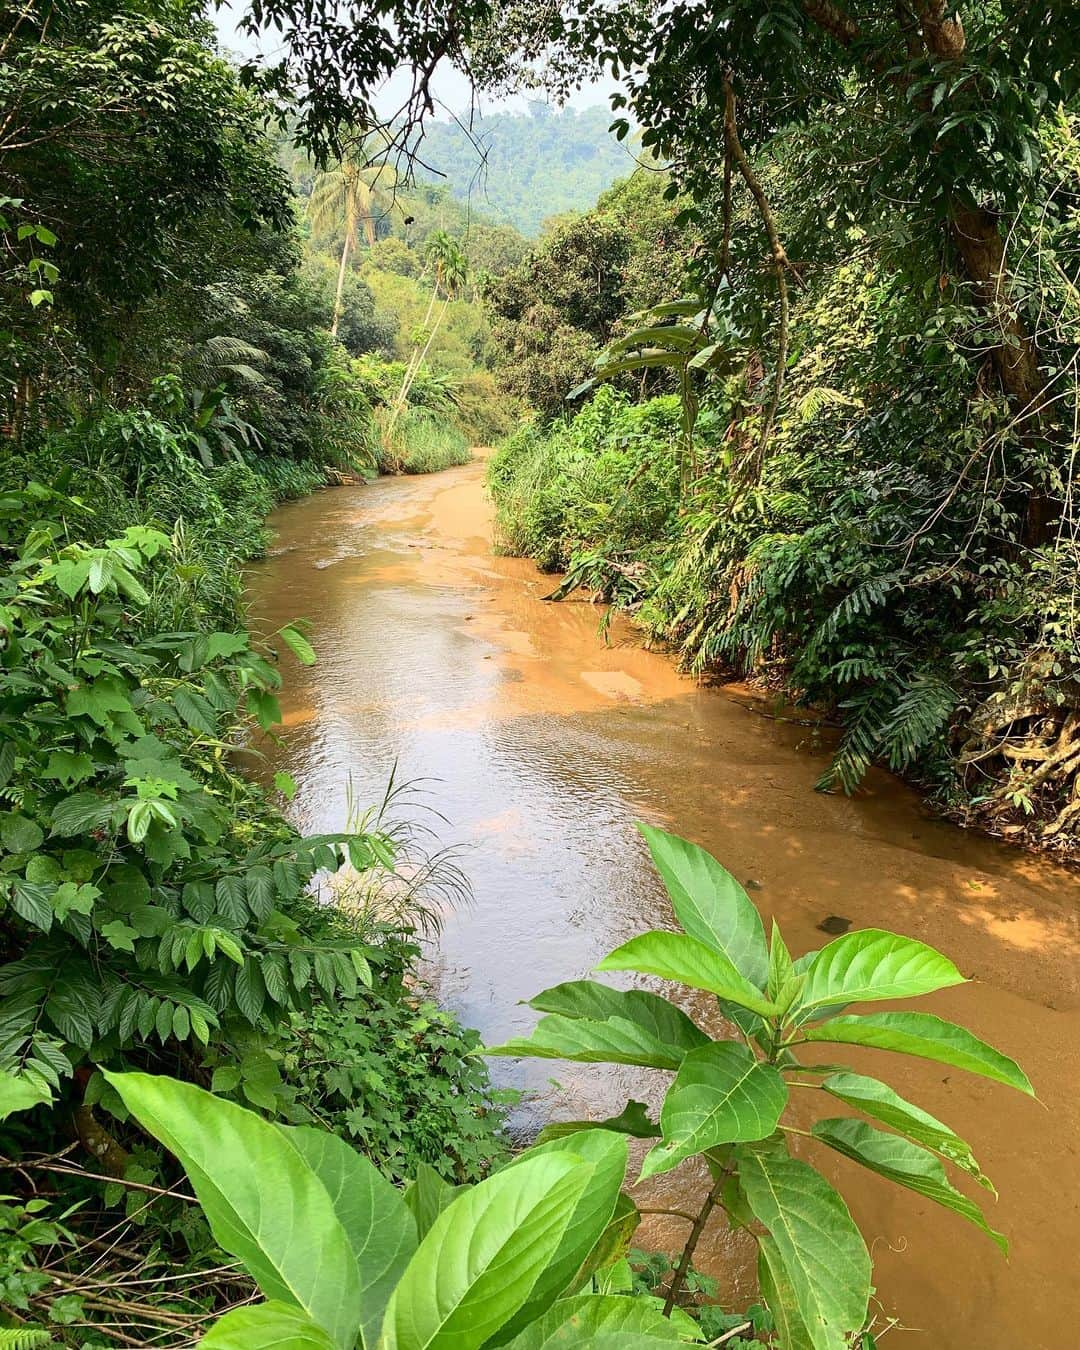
[959,683,1080,849]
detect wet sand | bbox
[246,456,1080,1349]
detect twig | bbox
[11,1157,196,1204]
[710,1322,753,1346]
[663,1178,724,1315]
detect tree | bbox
[307,149,396,336]
[386,230,468,437]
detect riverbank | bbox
[248,454,1080,1350]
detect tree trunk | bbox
[331,229,351,338]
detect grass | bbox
[377,407,473,475]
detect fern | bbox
[879,673,957,770]
[795,385,864,422]
[811,570,901,651]
[817,680,899,794]
[0,1328,54,1348]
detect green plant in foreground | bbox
[11,829,1030,1349]
[486,824,1033,1346]
[97,1068,704,1349]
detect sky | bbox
[211,2,620,121]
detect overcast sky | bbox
[211,2,619,120]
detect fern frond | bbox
[812,570,900,649]
[879,673,957,770]
[818,680,898,794]
[795,385,864,422]
[0,1327,55,1348]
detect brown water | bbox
[246,456,1080,1349]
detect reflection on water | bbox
[246,460,1080,1350]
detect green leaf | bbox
[279,624,317,665]
[105,1072,363,1350]
[758,1236,815,1350]
[811,1117,1007,1253]
[795,929,965,1016]
[174,687,219,737]
[49,792,115,837]
[274,770,298,800]
[821,1072,991,1189]
[206,631,251,662]
[637,824,768,988]
[381,1149,598,1350]
[596,931,778,1017]
[736,1141,870,1350]
[536,1100,658,1145]
[507,979,709,1068]
[0,1068,51,1119]
[640,1041,787,1179]
[10,880,53,931]
[100,920,138,953]
[768,920,795,1003]
[799,1012,1033,1094]
[279,1125,416,1349]
[503,1292,697,1348]
[576,1191,641,1287]
[1,813,45,854]
[44,751,95,787]
[500,1130,628,1338]
[485,1012,693,1071]
[199,1302,337,1349]
[247,866,275,921]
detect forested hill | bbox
[415,104,637,235]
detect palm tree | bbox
[387,231,468,436]
[308,150,396,337]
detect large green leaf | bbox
[503,1293,698,1348]
[596,932,778,1017]
[106,1072,361,1350]
[199,1302,337,1349]
[638,825,769,988]
[498,1130,628,1340]
[811,1117,1007,1252]
[381,1149,596,1350]
[821,1072,991,1190]
[529,979,710,1056]
[0,1068,50,1120]
[640,1042,787,1179]
[798,1012,1033,1094]
[757,1236,814,1350]
[485,1012,694,1070]
[795,929,965,1017]
[736,1141,871,1350]
[280,1124,416,1349]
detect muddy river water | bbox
[246,455,1080,1349]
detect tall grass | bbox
[377,406,472,475]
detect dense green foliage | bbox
[415,105,638,236]
[488,105,1080,840]
[243,0,1080,847]
[3,830,1025,1347]
[0,2,505,1341]
[485,173,696,418]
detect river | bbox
[245,454,1080,1349]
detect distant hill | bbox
[415,104,638,237]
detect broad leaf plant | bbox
[48,825,1031,1350]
